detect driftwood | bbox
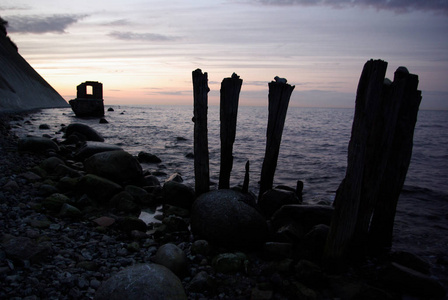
[219,73,243,189]
[258,79,295,200]
[324,60,422,269]
[192,69,210,196]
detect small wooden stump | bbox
[258,77,295,200]
[219,73,243,189]
[192,69,210,196]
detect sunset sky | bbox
[2,0,448,109]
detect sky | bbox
[1,0,448,109]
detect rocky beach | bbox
[0,110,447,300]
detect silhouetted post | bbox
[324,60,388,269]
[258,77,295,200]
[219,73,243,189]
[242,161,250,193]
[192,69,210,196]
[368,69,421,255]
[324,60,422,269]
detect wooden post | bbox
[324,60,422,269]
[258,77,295,200]
[219,73,243,189]
[242,161,250,193]
[324,60,388,268]
[192,69,210,196]
[368,70,421,255]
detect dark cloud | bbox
[254,0,448,14]
[109,31,179,42]
[6,14,87,34]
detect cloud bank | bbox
[109,31,179,42]
[254,0,448,14]
[6,14,86,34]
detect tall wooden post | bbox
[192,69,210,196]
[258,77,295,200]
[324,60,422,269]
[324,60,388,268]
[368,70,421,255]
[219,73,243,189]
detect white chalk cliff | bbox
[0,31,68,112]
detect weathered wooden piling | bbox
[219,73,243,189]
[368,69,421,254]
[324,60,422,269]
[258,77,295,200]
[192,69,210,196]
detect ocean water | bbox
[10,105,448,202]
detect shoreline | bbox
[1,110,446,299]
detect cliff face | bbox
[0,32,69,112]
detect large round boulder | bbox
[94,264,186,300]
[190,189,268,249]
[65,123,104,142]
[18,136,59,153]
[74,141,123,161]
[84,150,143,184]
[78,174,122,204]
[153,243,188,278]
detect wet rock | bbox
[94,264,187,300]
[142,175,160,187]
[54,164,82,178]
[3,180,19,190]
[271,204,333,233]
[116,217,147,233]
[137,151,162,163]
[18,136,59,153]
[1,235,51,264]
[259,188,301,218]
[164,205,190,218]
[84,150,143,184]
[162,181,195,209]
[65,123,104,142]
[191,189,268,249]
[40,157,65,174]
[212,252,247,273]
[38,184,59,196]
[78,174,122,204]
[186,271,215,293]
[263,242,293,260]
[301,224,330,262]
[381,262,446,298]
[294,260,325,288]
[39,124,50,130]
[191,240,211,256]
[74,141,123,161]
[153,243,188,278]
[390,251,430,275]
[99,118,108,124]
[42,193,69,212]
[92,216,115,227]
[59,203,82,218]
[166,173,183,183]
[110,191,140,214]
[125,185,153,206]
[19,171,42,182]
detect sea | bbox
[9,104,448,285]
[10,105,448,201]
